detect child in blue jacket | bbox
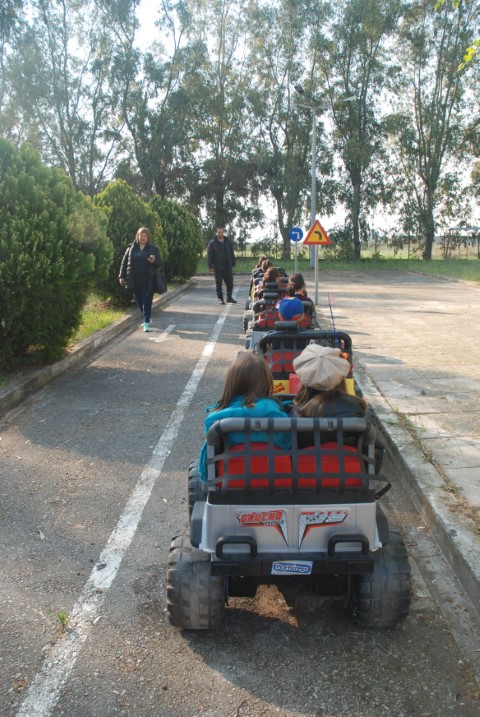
[198,352,290,481]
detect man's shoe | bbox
[218,298,225,305]
[226,297,237,303]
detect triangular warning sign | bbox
[303,219,331,245]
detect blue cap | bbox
[278,297,304,320]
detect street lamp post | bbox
[293,85,319,274]
[310,110,317,271]
[294,85,356,305]
[294,84,321,300]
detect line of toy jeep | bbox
[255,327,352,356]
[167,328,411,630]
[246,322,345,353]
[254,327,353,389]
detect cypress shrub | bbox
[149,196,203,280]
[0,140,111,369]
[93,180,168,305]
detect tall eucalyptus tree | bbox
[117,0,201,200]
[312,0,401,259]
[124,0,260,231]
[387,0,478,259]
[5,0,139,195]
[246,0,336,260]
[0,0,24,129]
[185,0,260,230]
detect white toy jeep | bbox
[167,416,411,630]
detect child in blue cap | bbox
[277,296,304,322]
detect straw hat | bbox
[292,344,350,391]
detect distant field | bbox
[197,256,480,282]
[232,235,480,263]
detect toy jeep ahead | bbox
[254,326,354,395]
[243,291,315,347]
[167,416,412,630]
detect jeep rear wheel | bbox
[167,532,225,630]
[243,310,253,333]
[187,464,207,519]
[346,530,411,628]
[188,476,207,518]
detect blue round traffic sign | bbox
[289,226,303,242]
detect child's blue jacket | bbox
[198,396,291,482]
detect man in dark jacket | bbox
[207,226,237,304]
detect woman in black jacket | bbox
[119,227,161,332]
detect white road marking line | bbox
[16,309,231,717]
[149,324,176,342]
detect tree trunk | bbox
[280,225,290,261]
[154,171,167,198]
[422,192,435,260]
[274,193,291,261]
[351,178,362,261]
[272,188,291,261]
[215,187,225,227]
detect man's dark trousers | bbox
[214,268,233,301]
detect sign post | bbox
[302,219,331,305]
[289,226,304,273]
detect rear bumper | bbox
[211,552,374,577]
[210,532,374,577]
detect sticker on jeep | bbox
[237,509,288,543]
[298,510,349,547]
[271,560,313,575]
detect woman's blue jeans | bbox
[133,283,153,323]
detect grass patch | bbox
[69,294,125,345]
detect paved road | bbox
[0,271,479,717]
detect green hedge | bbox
[149,196,203,280]
[0,140,112,368]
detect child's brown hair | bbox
[294,382,367,417]
[288,273,306,295]
[263,267,280,285]
[215,353,274,409]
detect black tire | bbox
[188,461,201,479]
[346,530,411,628]
[167,532,225,629]
[187,463,207,520]
[188,475,207,518]
[243,310,253,333]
